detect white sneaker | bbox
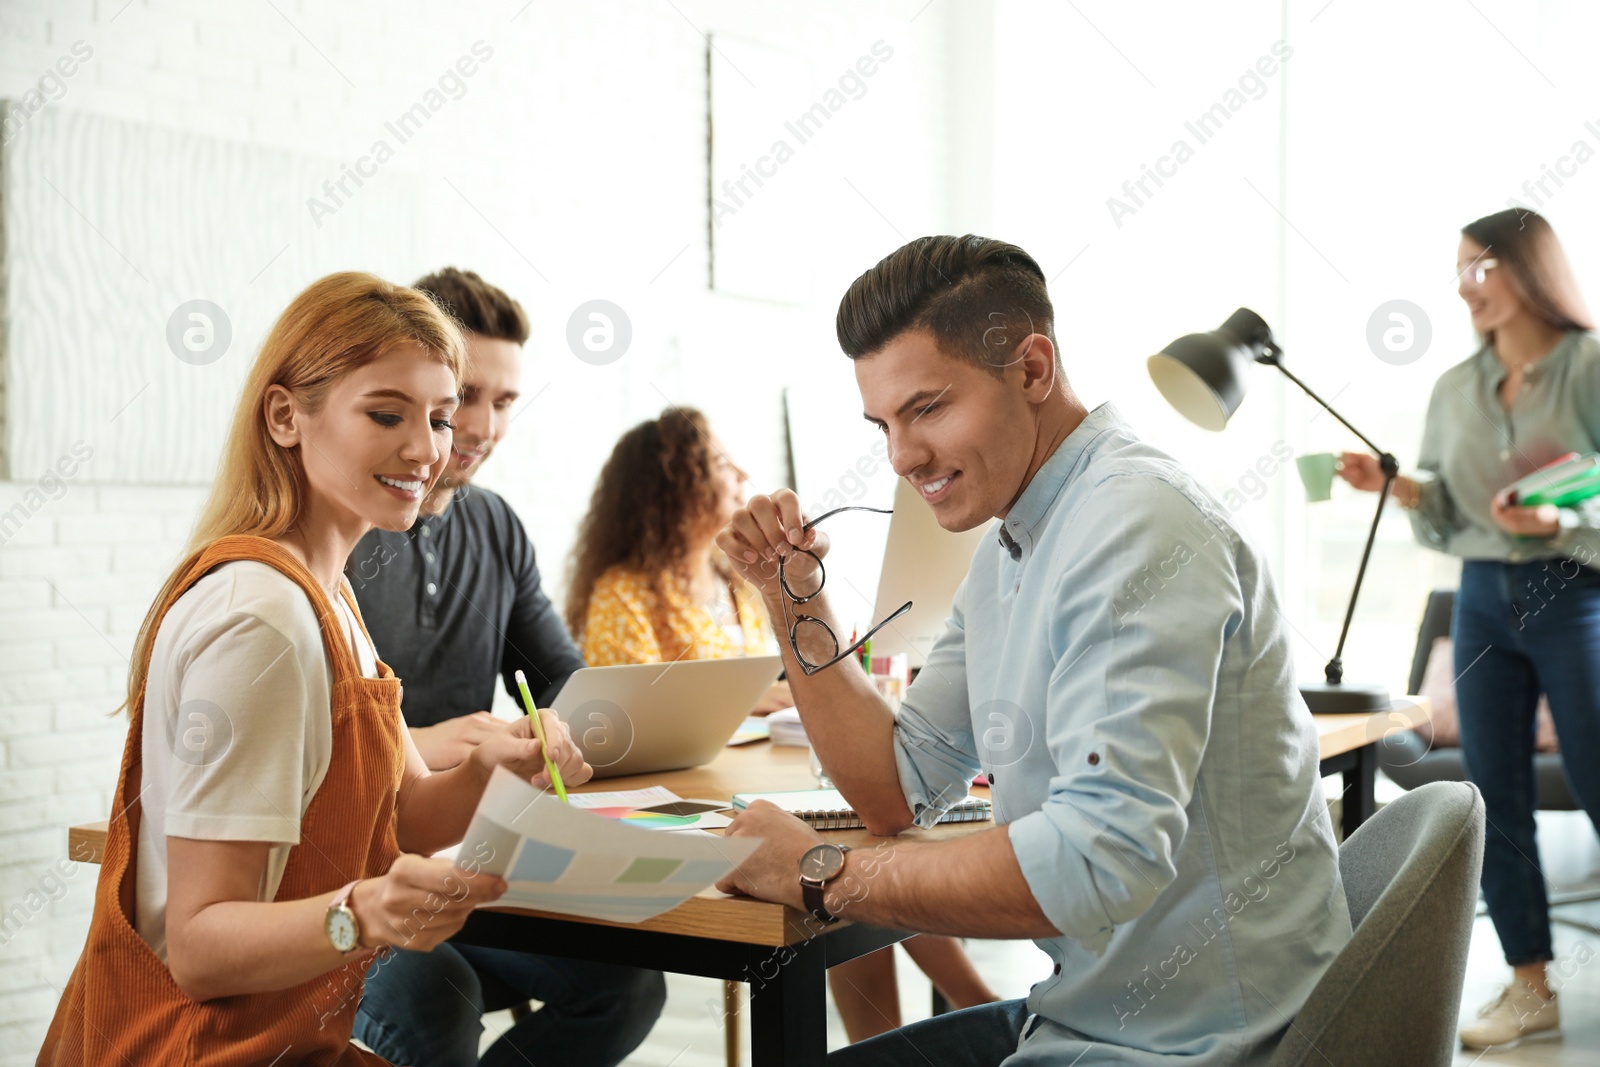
[1459,981,1560,1049]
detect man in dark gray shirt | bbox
[349,268,664,1067]
[349,459,581,740]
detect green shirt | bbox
[1411,329,1600,562]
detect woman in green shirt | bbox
[1341,208,1599,1050]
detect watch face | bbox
[327,909,358,953]
[799,843,845,882]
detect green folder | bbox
[1513,453,1600,508]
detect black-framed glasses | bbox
[778,505,913,676]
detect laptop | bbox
[549,654,784,778]
[868,476,991,669]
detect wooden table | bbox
[456,743,987,1066]
[1314,697,1430,839]
[66,698,1428,1065]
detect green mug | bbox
[1296,452,1338,502]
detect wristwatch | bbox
[325,880,363,954]
[798,843,852,925]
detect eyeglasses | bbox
[778,505,913,676]
[1457,258,1498,287]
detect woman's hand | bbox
[1490,495,1561,538]
[716,489,830,600]
[467,710,593,790]
[351,854,506,952]
[1336,452,1386,492]
[751,680,793,715]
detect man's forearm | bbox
[822,826,1059,940]
[764,587,912,834]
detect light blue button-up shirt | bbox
[894,403,1351,1065]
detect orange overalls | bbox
[40,536,405,1066]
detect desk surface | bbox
[1314,698,1428,761]
[65,698,1428,946]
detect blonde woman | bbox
[40,273,589,1064]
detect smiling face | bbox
[285,344,460,532]
[1457,236,1521,335]
[856,330,1049,532]
[438,330,521,487]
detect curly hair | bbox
[565,407,721,638]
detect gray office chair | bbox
[1268,781,1484,1067]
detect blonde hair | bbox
[121,271,467,715]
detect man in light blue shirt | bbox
[715,235,1351,1064]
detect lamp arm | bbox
[1324,468,1397,685]
[1253,355,1402,685]
[1264,359,1389,459]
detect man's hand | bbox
[467,710,593,791]
[410,712,511,771]
[716,489,829,600]
[714,800,824,910]
[1491,494,1561,538]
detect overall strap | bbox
[178,535,364,684]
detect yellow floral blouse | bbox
[580,565,775,666]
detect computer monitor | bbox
[783,384,990,669]
[869,476,991,669]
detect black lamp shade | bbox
[1147,308,1275,431]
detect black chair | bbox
[1378,589,1576,809]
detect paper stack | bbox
[765,707,810,747]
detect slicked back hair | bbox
[835,235,1059,377]
[413,266,530,345]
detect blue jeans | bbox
[827,999,1030,1067]
[352,942,665,1067]
[1454,558,1600,966]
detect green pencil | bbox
[514,669,567,802]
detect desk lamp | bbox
[1149,307,1393,715]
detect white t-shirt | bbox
[134,560,381,962]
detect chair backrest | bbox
[1406,589,1456,695]
[1267,781,1484,1067]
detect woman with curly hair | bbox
[566,407,998,1044]
[566,406,792,712]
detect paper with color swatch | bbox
[461,768,758,923]
[568,787,734,831]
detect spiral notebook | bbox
[730,788,992,830]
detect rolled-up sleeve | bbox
[1007,474,1234,941]
[893,576,980,828]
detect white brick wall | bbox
[0,477,203,1061]
[0,0,968,1058]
